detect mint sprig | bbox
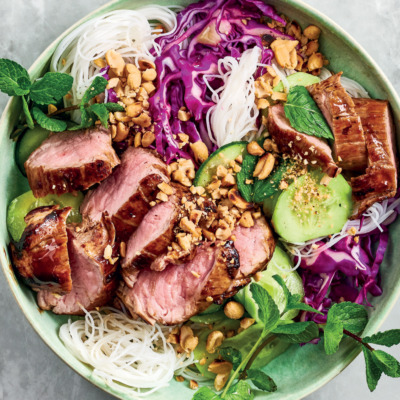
[29,72,73,105]
[0,58,31,96]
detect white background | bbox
[0,0,399,399]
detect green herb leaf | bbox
[253,158,291,203]
[247,369,277,392]
[371,350,400,378]
[236,151,257,202]
[328,302,368,334]
[104,103,124,112]
[363,330,400,347]
[32,107,67,132]
[323,317,344,355]
[0,59,31,96]
[362,347,382,392]
[81,76,108,105]
[272,321,319,343]
[89,103,110,128]
[284,86,333,140]
[68,106,97,131]
[219,347,242,370]
[249,283,280,333]
[272,275,323,315]
[225,380,254,400]
[29,72,73,105]
[192,387,221,400]
[22,96,34,129]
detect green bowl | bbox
[1,0,399,399]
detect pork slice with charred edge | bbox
[25,127,120,198]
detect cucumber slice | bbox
[15,126,49,176]
[274,72,321,92]
[7,191,84,242]
[272,170,352,243]
[235,246,304,321]
[193,141,247,187]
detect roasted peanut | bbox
[106,77,120,89]
[114,122,130,142]
[190,140,209,164]
[189,380,199,390]
[214,372,230,391]
[224,301,245,320]
[142,81,156,96]
[126,102,143,118]
[308,53,324,71]
[172,169,192,187]
[263,139,279,153]
[114,112,131,123]
[134,132,142,147]
[139,59,156,70]
[253,153,275,180]
[142,131,155,147]
[303,25,321,40]
[127,68,142,90]
[216,165,228,178]
[271,91,288,101]
[142,68,157,81]
[208,360,233,375]
[239,211,254,228]
[94,58,107,69]
[132,113,152,128]
[178,107,191,122]
[215,227,232,240]
[228,189,253,210]
[247,141,265,156]
[206,331,224,354]
[255,98,270,110]
[158,182,174,195]
[240,318,256,330]
[270,39,299,70]
[221,173,235,187]
[105,50,125,76]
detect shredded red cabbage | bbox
[149,0,291,163]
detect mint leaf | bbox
[219,347,242,370]
[253,158,292,203]
[32,107,67,132]
[371,350,400,378]
[328,302,368,334]
[89,103,110,128]
[272,275,323,315]
[364,330,400,347]
[236,150,257,202]
[324,317,344,355]
[22,96,34,129]
[284,86,333,140]
[69,106,97,131]
[0,59,31,96]
[247,369,277,392]
[81,76,108,105]
[30,72,73,105]
[104,102,124,112]
[250,283,280,333]
[272,321,319,343]
[225,380,254,400]
[362,347,382,392]
[192,387,221,400]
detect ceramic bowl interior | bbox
[1,0,400,399]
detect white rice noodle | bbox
[204,46,261,147]
[283,197,400,270]
[50,7,177,109]
[59,307,194,398]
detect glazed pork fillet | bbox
[81,147,169,240]
[25,127,120,198]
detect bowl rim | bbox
[1,0,400,399]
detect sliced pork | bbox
[37,216,118,314]
[119,216,275,325]
[267,104,341,177]
[25,127,119,198]
[351,98,397,216]
[81,147,169,240]
[10,206,72,294]
[307,73,368,171]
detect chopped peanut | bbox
[221,174,236,187]
[158,182,174,195]
[178,107,191,122]
[105,50,125,76]
[142,81,156,96]
[239,211,254,228]
[190,140,209,164]
[308,53,324,71]
[190,380,199,390]
[134,132,142,147]
[142,68,157,81]
[247,141,265,156]
[208,360,233,375]
[139,59,156,70]
[305,40,319,57]
[126,102,143,118]
[114,122,130,142]
[228,189,253,210]
[224,301,245,320]
[303,25,321,40]
[270,39,299,69]
[214,373,230,391]
[206,331,224,354]
[156,191,168,202]
[132,113,152,128]
[240,318,256,330]
[141,131,155,147]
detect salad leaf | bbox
[89,103,110,128]
[363,330,400,347]
[323,316,344,355]
[29,72,73,105]
[272,321,319,343]
[249,283,279,333]
[192,387,221,400]
[0,58,31,96]
[81,76,108,104]
[225,380,254,400]
[371,350,400,378]
[253,158,291,203]
[219,347,242,370]
[236,151,257,202]
[247,370,277,392]
[22,96,34,129]
[362,347,382,392]
[284,86,333,140]
[328,302,368,334]
[32,107,67,132]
